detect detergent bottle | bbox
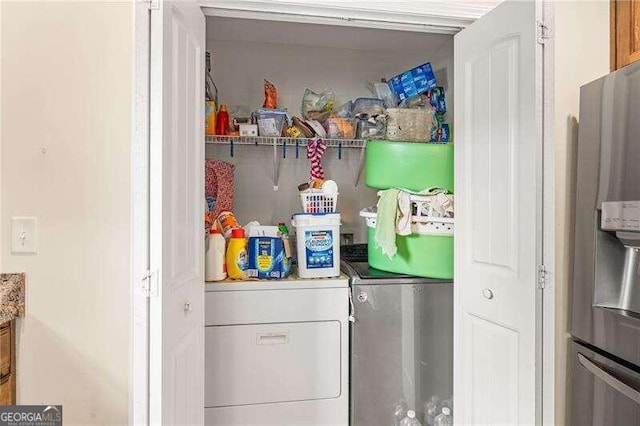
[205,227,227,282]
[226,228,248,280]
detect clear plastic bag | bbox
[301,89,336,120]
[368,81,398,108]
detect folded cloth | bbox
[205,159,235,219]
[375,188,400,258]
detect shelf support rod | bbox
[353,140,367,188]
[272,137,279,191]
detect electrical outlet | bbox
[11,217,37,254]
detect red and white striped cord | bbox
[307,138,326,180]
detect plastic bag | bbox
[368,81,398,108]
[301,89,336,120]
[263,79,278,109]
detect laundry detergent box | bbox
[247,236,291,279]
[388,62,437,103]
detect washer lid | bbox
[342,261,453,285]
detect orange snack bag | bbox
[263,79,278,109]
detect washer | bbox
[341,245,453,425]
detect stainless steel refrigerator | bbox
[571,60,640,425]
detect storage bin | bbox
[365,141,454,192]
[386,108,435,142]
[291,213,341,278]
[360,209,453,279]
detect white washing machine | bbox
[204,277,349,426]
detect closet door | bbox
[149,1,205,424]
[454,1,543,424]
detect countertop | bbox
[205,271,349,291]
[0,273,25,324]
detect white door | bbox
[149,1,206,424]
[454,1,543,425]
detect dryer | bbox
[204,277,349,425]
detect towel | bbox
[307,138,327,180]
[375,189,400,258]
[397,191,413,236]
[205,159,235,219]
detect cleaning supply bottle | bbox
[226,228,248,280]
[205,228,227,282]
[216,104,229,135]
[278,222,292,258]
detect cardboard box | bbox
[388,62,437,103]
[247,236,292,279]
[239,124,258,137]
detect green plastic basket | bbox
[367,227,453,279]
[365,141,454,192]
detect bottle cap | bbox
[231,228,244,239]
[407,410,415,418]
[220,104,227,112]
[210,227,222,235]
[442,407,451,416]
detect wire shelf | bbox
[205,135,368,191]
[205,135,366,148]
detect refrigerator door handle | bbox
[578,352,640,404]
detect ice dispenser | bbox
[594,201,640,314]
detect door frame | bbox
[130,2,557,424]
[540,1,556,424]
[131,1,152,425]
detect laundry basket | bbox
[360,194,454,279]
[300,190,338,213]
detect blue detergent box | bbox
[247,236,292,279]
[388,62,438,103]
[426,86,447,114]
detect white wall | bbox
[554,2,610,424]
[207,17,454,241]
[1,3,132,424]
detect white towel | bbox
[397,190,413,236]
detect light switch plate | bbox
[11,217,38,254]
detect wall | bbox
[207,17,454,241]
[1,2,132,425]
[554,2,610,424]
